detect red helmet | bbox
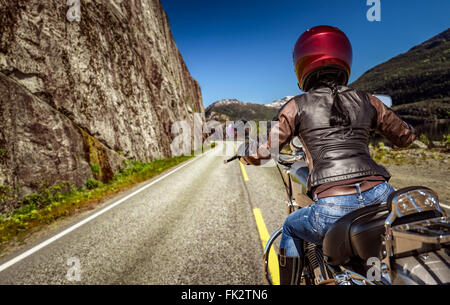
[293,25,353,92]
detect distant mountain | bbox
[204,96,296,123]
[265,96,294,108]
[351,28,450,124]
[205,99,279,122]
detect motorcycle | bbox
[224,137,450,285]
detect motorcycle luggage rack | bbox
[391,216,450,255]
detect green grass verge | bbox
[0,146,215,250]
[369,136,449,165]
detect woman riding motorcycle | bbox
[238,25,416,285]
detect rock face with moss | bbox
[0,0,203,202]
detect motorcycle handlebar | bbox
[224,152,305,165]
[223,155,239,164]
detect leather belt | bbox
[315,180,384,199]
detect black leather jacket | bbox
[242,86,416,193]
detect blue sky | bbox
[160,0,450,107]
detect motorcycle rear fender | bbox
[390,248,450,285]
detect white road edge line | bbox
[0,148,215,273]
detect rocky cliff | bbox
[0,0,204,199]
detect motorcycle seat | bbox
[322,203,389,266]
[322,202,443,266]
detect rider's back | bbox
[293,85,415,193]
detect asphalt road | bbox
[0,141,287,284]
[0,141,447,284]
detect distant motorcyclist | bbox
[239,25,416,285]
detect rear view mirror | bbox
[290,136,303,153]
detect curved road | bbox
[0,141,287,284]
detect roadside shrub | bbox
[86,179,102,190]
[90,163,100,175]
[0,185,12,199]
[419,134,430,145]
[443,134,450,146]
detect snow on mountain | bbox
[265,96,294,108]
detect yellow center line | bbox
[233,143,279,285]
[253,208,280,285]
[239,162,249,182]
[234,144,249,181]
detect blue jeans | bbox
[279,182,395,257]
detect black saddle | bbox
[322,202,442,266]
[322,203,389,265]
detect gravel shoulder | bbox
[383,161,450,204]
[376,145,450,204]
